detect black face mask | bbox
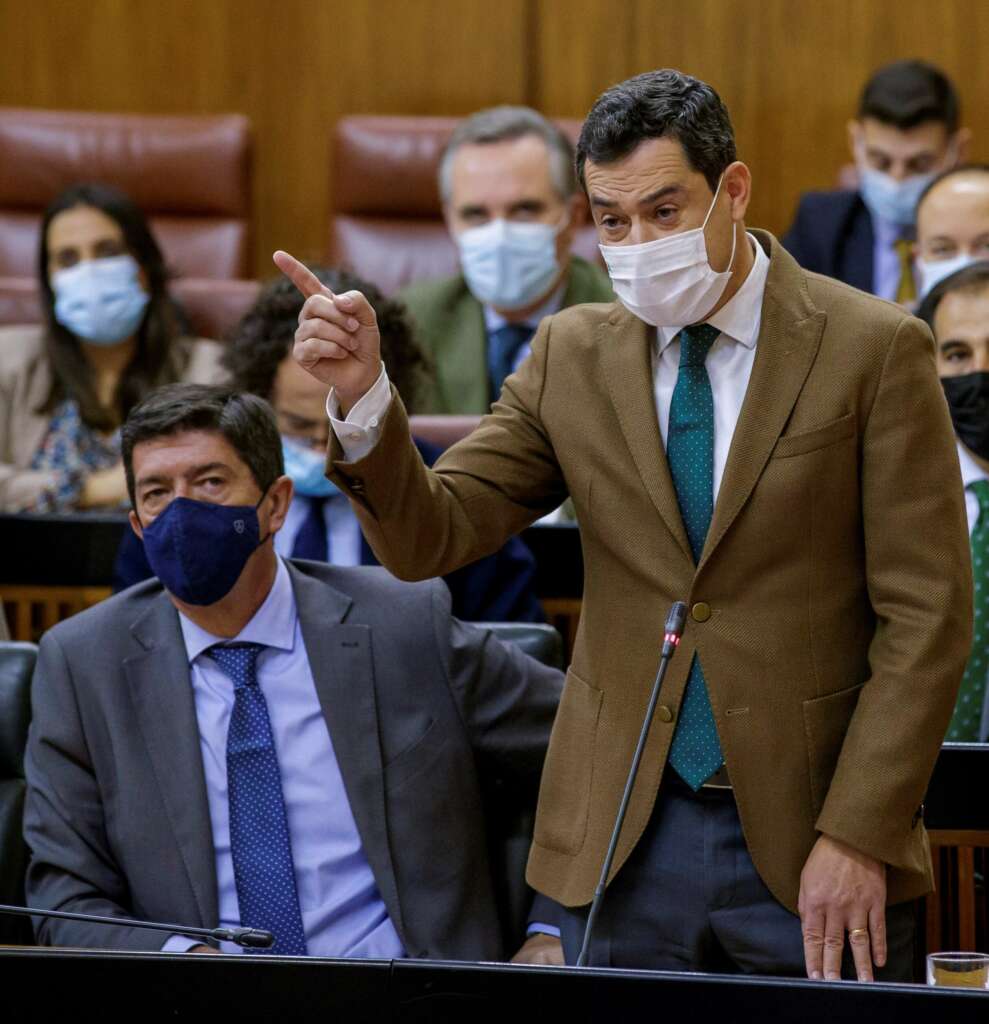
[942,371,989,461]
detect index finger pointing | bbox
[272,250,332,300]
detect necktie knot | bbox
[676,323,720,368]
[970,479,989,527]
[207,642,264,689]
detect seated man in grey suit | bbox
[23,382,564,961]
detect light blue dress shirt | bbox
[482,280,567,374]
[871,212,908,302]
[274,493,364,566]
[162,558,404,957]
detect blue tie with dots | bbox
[946,480,989,741]
[207,642,308,955]
[666,323,725,789]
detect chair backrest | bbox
[0,275,260,341]
[0,108,252,280]
[408,415,481,452]
[0,641,36,944]
[330,115,600,295]
[478,621,563,953]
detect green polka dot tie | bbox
[946,480,989,741]
[666,323,724,789]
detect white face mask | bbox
[456,217,563,311]
[916,251,980,299]
[599,175,737,327]
[52,254,149,345]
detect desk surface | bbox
[0,950,986,1022]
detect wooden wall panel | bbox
[2,0,989,273]
[534,0,989,237]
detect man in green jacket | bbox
[400,106,613,414]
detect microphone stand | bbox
[576,600,688,967]
[0,903,274,950]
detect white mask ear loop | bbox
[700,173,737,275]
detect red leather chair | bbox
[330,115,601,295]
[0,108,252,280]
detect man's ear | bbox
[128,508,144,540]
[724,161,752,221]
[953,126,972,164]
[846,118,863,159]
[264,475,294,536]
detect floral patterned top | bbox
[28,399,121,512]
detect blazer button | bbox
[692,602,711,622]
[657,705,674,723]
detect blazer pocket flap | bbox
[533,668,603,856]
[802,681,864,818]
[773,412,856,459]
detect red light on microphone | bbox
[663,632,680,646]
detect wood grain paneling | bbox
[534,0,989,235]
[2,0,989,271]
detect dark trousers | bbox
[559,773,916,980]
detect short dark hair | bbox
[916,260,989,330]
[121,383,284,507]
[439,106,577,202]
[223,266,433,413]
[916,163,989,217]
[38,182,189,432]
[576,69,736,193]
[858,60,959,132]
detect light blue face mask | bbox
[282,436,339,498]
[858,166,935,227]
[456,217,563,311]
[51,254,150,345]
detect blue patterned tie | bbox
[487,323,534,400]
[207,642,308,955]
[665,323,725,789]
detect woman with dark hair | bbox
[0,182,225,511]
[115,265,544,623]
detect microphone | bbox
[576,600,688,968]
[0,903,274,949]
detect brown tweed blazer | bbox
[328,230,972,914]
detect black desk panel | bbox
[1,950,986,1022]
[0,513,585,597]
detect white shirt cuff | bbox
[326,365,393,463]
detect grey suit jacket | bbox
[23,560,562,959]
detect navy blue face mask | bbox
[140,495,269,606]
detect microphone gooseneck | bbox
[575,600,688,968]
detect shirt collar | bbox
[957,441,989,488]
[483,278,568,334]
[178,556,298,664]
[656,232,770,354]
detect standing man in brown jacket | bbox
[275,69,971,982]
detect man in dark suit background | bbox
[783,60,968,302]
[24,383,563,961]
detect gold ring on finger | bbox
[848,927,869,938]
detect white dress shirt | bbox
[957,442,988,535]
[328,234,771,501]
